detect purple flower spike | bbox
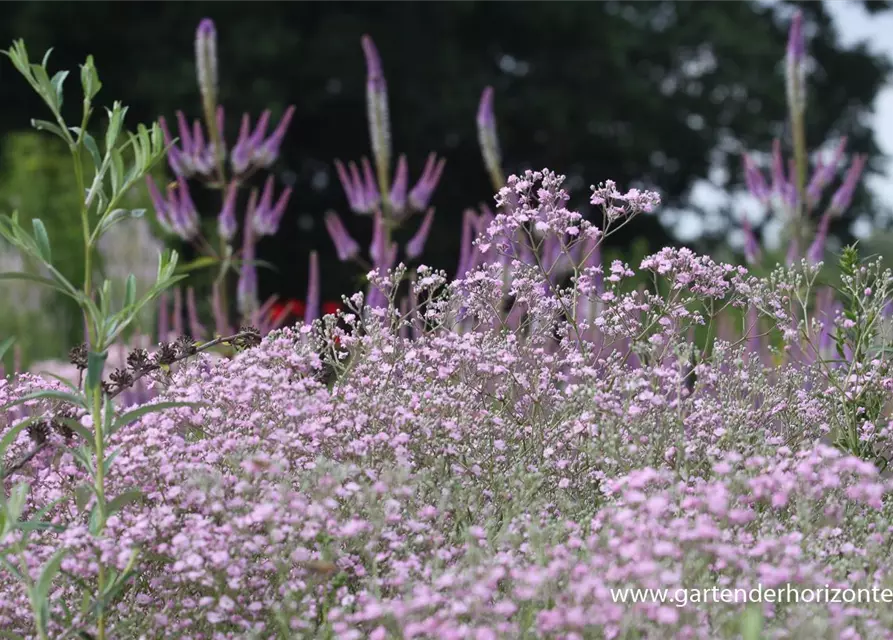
[159,117,188,177]
[390,154,409,215]
[237,195,259,318]
[786,11,805,68]
[370,208,386,264]
[807,210,832,265]
[334,159,379,215]
[146,176,173,235]
[361,35,392,189]
[456,208,478,278]
[218,180,238,243]
[249,109,271,150]
[324,211,360,262]
[477,87,502,184]
[252,177,292,236]
[786,237,799,266]
[173,176,200,239]
[268,186,293,234]
[195,19,218,109]
[786,10,806,113]
[770,139,787,197]
[186,286,206,341]
[806,138,847,209]
[256,105,295,168]
[742,218,761,266]
[830,154,867,215]
[742,154,769,204]
[305,251,320,324]
[216,105,226,149]
[190,119,213,176]
[176,111,195,160]
[408,152,446,211]
[231,113,252,175]
[252,176,276,236]
[405,208,435,260]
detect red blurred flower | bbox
[270,299,341,322]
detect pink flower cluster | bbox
[3,169,893,638]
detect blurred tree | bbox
[0,0,888,305]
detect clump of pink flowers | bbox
[4,169,893,638]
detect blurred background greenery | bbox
[1,0,893,368]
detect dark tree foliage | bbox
[0,0,888,302]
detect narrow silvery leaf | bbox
[105,101,127,150]
[31,219,51,263]
[85,350,108,392]
[30,119,67,141]
[0,336,15,362]
[49,69,68,109]
[124,274,137,309]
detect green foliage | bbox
[0,39,190,639]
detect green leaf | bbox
[110,401,202,438]
[49,70,68,109]
[740,604,763,640]
[5,483,30,524]
[56,417,95,447]
[34,548,67,608]
[78,130,103,170]
[0,389,87,412]
[74,483,93,513]
[175,255,221,275]
[105,490,143,518]
[85,350,108,392]
[33,371,80,394]
[0,336,15,362]
[102,449,119,475]
[30,119,68,141]
[0,272,77,299]
[31,219,51,263]
[79,55,101,101]
[109,147,125,195]
[124,274,137,309]
[0,420,32,462]
[105,102,127,150]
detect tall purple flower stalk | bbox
[328,34,446,311]
[146,18,317,340]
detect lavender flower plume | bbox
[408,152,446,211]
[389,154,409,215]
[173,176,200,240]
[237,192,259,318]
[362,34,392,196]
[252,176,293,237]
[146,176,173,235]
[742,218,761,266]
[255,105,295,168]
[231,113,253,175]
[218,180,238,243]
[786,10,806,114]
[159,116,188,177]
[304,251,320,324]
[405,208,435,260]
[324,211,360,262]
[186,286,206,341]
[830,154,867,214]
[477,86,503,188]
[742,153,769,204]
[455,208,478,278]
[806,138,847,209]
[195,19,218,113]
[334,158,379,215]
[807,210,831,265]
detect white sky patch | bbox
[671,0,893,246]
